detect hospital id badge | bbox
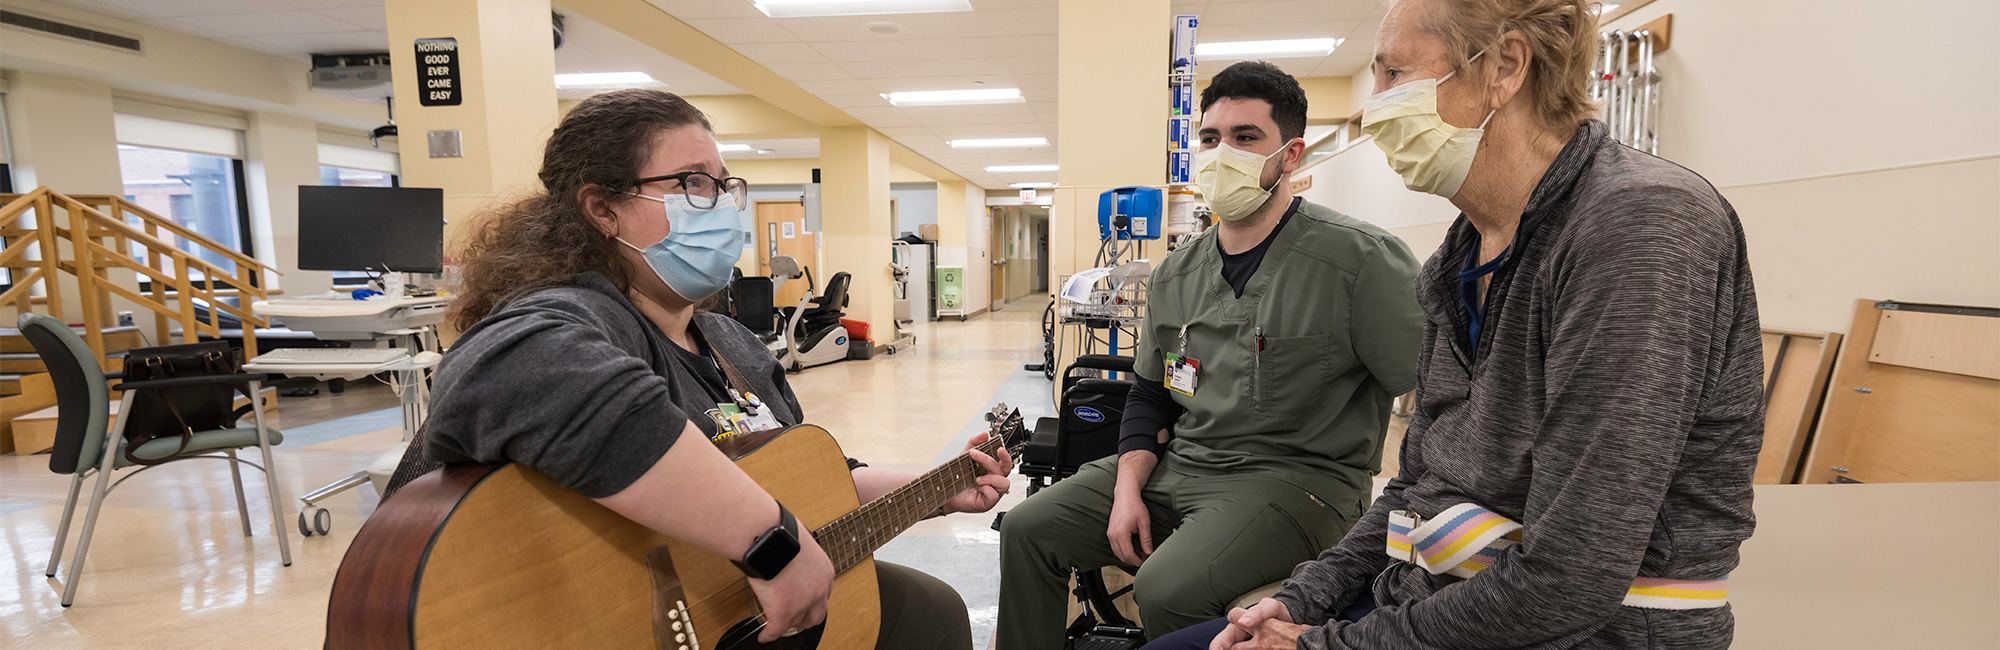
[1165,353,1200,397]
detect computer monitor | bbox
[297,186,444,274]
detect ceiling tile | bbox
[905,103,1038,118]
[278,0,380,9]
[251,31,390,56]
[642,0,769,21]
[767,63,854,82]
[843,107,912,121]
[688,18,800,44]
[1004,55,1057,75]
[78,0,292,19]
[1196,1,1378,25]
[1195,20,1359,43]
[795,79,881,96]
[876,126,938,138]
[38,0,151,21]
[974,7,1057,37]
[841,58,1011,79]
[973,0,1058,7]
[165,10,364,37]
[139,17,228,40]
[990,34,1058,55]
[858,75,1019,94]
[912,112,1040,127]
[311,6,387,31]
[811,38,1005,63]
[776,12,990,43]
[731,43,830,64]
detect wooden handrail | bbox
[0,188,276,365]
[66,195,273,275]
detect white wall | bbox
[1295,0,2000,333]
[890,182,937,236]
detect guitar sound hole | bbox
[716,617,825,650]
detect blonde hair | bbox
[1417,0,1601,130]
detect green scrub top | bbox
[1133,199,1424,512]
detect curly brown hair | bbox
[449,89,714,330]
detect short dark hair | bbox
[1199,61,1308,143]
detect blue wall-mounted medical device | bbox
[1098,186,1164,241]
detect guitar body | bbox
[327,425,880,650]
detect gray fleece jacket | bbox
[421,273,805,498]
[1272,120,1764,650]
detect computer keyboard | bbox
[252,347,407,365]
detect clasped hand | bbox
[1208,598,1309,650]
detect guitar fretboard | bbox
[814,434,1008,573]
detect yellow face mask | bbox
[1193,142,1283,221]
[1360,55,1494,199]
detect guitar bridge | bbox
[648,545,701,650]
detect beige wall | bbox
[0,0,382,131]
[1297,0,2000,333]
[386,0,558,248]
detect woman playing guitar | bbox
[399,88,1012,647]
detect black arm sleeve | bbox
[1118,378,1181,457]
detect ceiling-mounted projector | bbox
[309,53,392,102]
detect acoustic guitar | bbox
[326,405,1027,650]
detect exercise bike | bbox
[767,258,852,372]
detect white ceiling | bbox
[646,0,1386,189]
[42,0,742,95]
[720,137,819,159]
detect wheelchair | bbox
[1003,353,1149,649]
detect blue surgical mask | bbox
[615,191,746,301]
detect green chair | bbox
[21,313,292,607]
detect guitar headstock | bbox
[983,404,1029,461]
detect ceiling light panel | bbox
[884,88,1025,107]
[1196,38,1343,59]
[949,137,1048,148]
[985,164,1058,173]
[752,0,973,19]
[718,143,756,152]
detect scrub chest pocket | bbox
[1254,334,1335,418]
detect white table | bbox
[245,354,442,535]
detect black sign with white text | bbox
[415,37,462,107]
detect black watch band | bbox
[731,502,801,581]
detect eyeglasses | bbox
[629,171,751,210]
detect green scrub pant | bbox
[875,561,973,650]
[996,455,1353,649]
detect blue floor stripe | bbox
[932,366,1057,466]
[283,408,403,448]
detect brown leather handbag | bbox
[119,341,251,466]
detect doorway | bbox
[755,200,814,307]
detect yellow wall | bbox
[386,0,558,249]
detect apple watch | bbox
[732,501,801,581]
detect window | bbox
[117,145,255,284]
[320,165,396,188]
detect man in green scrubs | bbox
[996,61,1424,647]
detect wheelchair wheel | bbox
[1076,566,1140,630]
